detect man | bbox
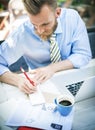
[0,0,92,94]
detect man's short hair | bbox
[22,0,57,15]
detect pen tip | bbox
[20,67,25,72]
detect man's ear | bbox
[55,7,61,18]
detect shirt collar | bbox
[54,17,62,34]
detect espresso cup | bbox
[54,94,74,116]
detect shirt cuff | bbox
[68,54,91,68]
[0,65,10,75]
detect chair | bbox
[87,27,95,58]
[9,56,28,73]
[0,40,4,45]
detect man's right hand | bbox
[0,71,37,94]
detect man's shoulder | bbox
[14,18,31,33]
[8,18,33,38]
[60,8,79,17]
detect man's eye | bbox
[43,23,50,27]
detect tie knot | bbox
[50,34,56,43]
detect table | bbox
[1,59,95,130]
[0,77,74,130]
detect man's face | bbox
[28,5,60,40]
[35,18,57,41]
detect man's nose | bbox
[36,26,45,34]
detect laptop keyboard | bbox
[66,81,84,96]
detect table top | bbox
[0,78,74,130]
[0,59,95,130]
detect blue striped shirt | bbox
[0,8,92,75]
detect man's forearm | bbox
[0,71,21,87]
[50,59,74,73]
[0,60,74,87]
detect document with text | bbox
[6,100,74,130]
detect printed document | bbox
[6,99,74,130]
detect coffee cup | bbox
[54,94,74,116]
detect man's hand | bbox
[29,65,55,84]
[0,60,73,93]
[0,71,37,94]
[17,76,37,94]
[29,60,74,84]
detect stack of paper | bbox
[6,100,74,130]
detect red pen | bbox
[20,67,35,86]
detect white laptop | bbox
[50,60,95,102]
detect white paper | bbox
[28,80,60,105]
[40,80,60,94]
[29,86,45,105]
[6,100,74,130]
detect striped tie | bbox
[50,34,61,63]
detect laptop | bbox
[50,64,95,102]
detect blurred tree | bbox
[58,0,66,6]
[0,0,9,10]
[58,0,73,7]
[72,0,95,6]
